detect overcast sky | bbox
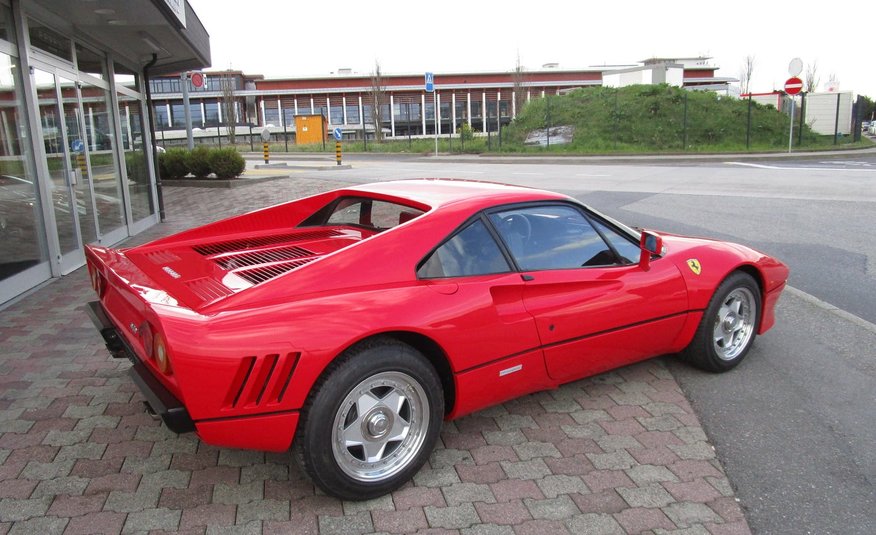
[187,0,874,98]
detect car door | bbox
[416,216,551,416]
[488,203,689,383]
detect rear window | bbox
[299,196,425,231]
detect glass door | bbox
[32,66,96,272]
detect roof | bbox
[346,179,568,211]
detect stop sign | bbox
[784,76,803,95]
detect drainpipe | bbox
[143,54,165,221]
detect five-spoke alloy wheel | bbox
[682,271,762,372]
[295,339,443,500]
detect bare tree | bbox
[512,52,527,119]
[804,61,820,93]
[739,55,755,95]
[370,62,386,142]
[220,75,237,144]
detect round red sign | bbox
[784,76,803,95]
[190,72,204,88]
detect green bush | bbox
[160,148,188,179]
[125,152,148,183]
[187,146,212,178]
[209,148,246,178]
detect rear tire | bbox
[681,272,761,372]
[294,338,443,500]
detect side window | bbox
[417,219,510,278]
[489,205,618,270]
[592,219,640,264]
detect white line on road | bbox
[576,174,611,177]
[725,162,876,172]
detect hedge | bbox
[158,147,245,180]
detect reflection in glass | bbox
[34,68,81,257]
[117,93,153,221]
[0,5,14,44]
[28,20,73,62]
[79,77,124,237]
[60,74,98,245]
[75,43,106,80]
[1,54,49,282]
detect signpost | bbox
[784,58,804,153]
[426,72,437,156]
[785,75,803,153]
[333,127,343,165]
[261,128,271,163]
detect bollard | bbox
[263,142,269,164]
[335,141,342,165]
[77,153,87,175]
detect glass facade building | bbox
[0,0,209,307]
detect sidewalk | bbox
[0,175,750,534]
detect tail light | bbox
[152,332,173,375]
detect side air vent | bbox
[193,230,343,256]
[225,352,300,409]
[234,259,315,284]
[214,245,312,270]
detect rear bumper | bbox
[87,301,195,434]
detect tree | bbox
[804,61,820,93]
[220,75,237,144]
[370,62,386,142]
[739,55,755,95]
[512,52,527,119]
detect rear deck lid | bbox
[124,227,365,311]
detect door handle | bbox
[521,274,534,282]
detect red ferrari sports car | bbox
[86,179,788,499]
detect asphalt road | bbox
[273,153,876,534]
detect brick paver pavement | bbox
[0,174,751,534]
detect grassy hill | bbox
[501,84,829,153]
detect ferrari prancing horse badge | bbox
[686,259,702,275]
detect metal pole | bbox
[546,96,551,149]
[798,92,806,146]
[682,92,688,150]
[834,93,841,145]
[249,124,253,151]
[282,107,289,152]
[181,72,194,150]
[433,92,438,156]
[746,95,752,150]
[217,123,221,148]
[361,99,367,151]
[407,102,411,149]
[788,98,795,153]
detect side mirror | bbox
[639,231,663,270]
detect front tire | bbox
[294,339,443,500]
[681,272,761,372]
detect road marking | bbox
[725,162,876,172]
[576,173,611,177]
[786,286,876,335]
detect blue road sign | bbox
[425,72,434,93]
[71,139,84,153]
[333,127,343,141]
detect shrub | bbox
[125,152,148,183]
[187,146,212,178]
[160,148,188,179]
[209,148,246,179]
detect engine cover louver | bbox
[192,230,342,256]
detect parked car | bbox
[863,121,871,132]
[869,122,876,135]
[85,179,789,500]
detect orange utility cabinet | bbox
[294,114,327,145]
